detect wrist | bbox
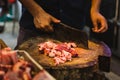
[91,0,101,14]
[91,8,99,13]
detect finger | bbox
[102,21,108,32]
[99,25,108,33]
[97,20,108,33]
[92,22,98,32]
[44,25,53,32]
[40,24,53,32]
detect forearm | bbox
[91,0,101,12]
[19,0,45,16]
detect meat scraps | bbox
[4,59,32,80]
[0,47,31,80]
[38,41,78,65]
[0,47,52,80]
[0,47,18,65]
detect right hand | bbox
[33,11,60,32]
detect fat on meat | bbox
[38,41,78,65]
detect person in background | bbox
[17,0,108,47]
[0,0,8,16]
[0,0,9,33]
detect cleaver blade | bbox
[53,23,88,48]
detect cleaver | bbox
[53,22,88,49]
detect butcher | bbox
[16,0,108,48]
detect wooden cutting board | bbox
[17,37,111,69]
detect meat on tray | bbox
[38,41,78,65]
[0,47,51,80]
[0,47,18,65]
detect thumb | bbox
[51,17,61,23]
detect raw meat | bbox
[38,41,78,65]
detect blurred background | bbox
[0,0,120,80]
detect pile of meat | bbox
[38,41,78,65]
[0,47,52,80]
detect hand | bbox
[33,11,60,32]
[91,11,108,33]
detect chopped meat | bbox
[38,41,78,65]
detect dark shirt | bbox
[19,0,90,30]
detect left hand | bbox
[91,11,108,33]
